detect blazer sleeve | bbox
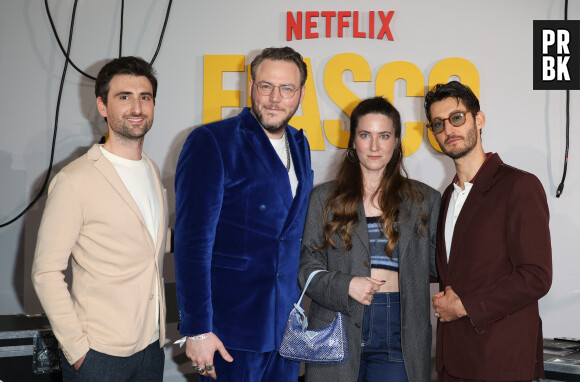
[31,172,90,365]
[174,127,224,335]
[461,174,552,330]
[298,186,359,316]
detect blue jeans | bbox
[358,292,409,382]
[59,341,164,382]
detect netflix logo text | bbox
[286,11,395,41]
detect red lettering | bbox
[305,11,319,39]
[352,11,365,38]
[337,11,351,38]
[287,11,302,41]
[369,11,375,39]
[286,10,394,41]
[377,11,394,40]
[321,11,336,37]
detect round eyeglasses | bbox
[254,81,301,99]
[427,111,469,134]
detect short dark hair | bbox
[95,56,158,104]
[424,81,480,122]
[250,47,307,87]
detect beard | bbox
[251,97,300,135]
[108,114,152,141]
[440,121,478,160]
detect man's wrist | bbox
[188,332,211,341]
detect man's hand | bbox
[185,333,233,380]
[73,353,87,371]
[432,286,468,323]
[349,277,385,306]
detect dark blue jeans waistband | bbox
[369,292,400,304]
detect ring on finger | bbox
[369,295,374,302]
[205,364,214,372]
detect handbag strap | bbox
[293,270,327,330]
[297,269,326,306]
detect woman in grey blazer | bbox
[299,97,440,382]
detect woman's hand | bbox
[348,277,385,305]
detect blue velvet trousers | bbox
[200,348,300,382]
[59,341,164,382]
[358,292,409,382]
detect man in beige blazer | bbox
[32,56,169,381]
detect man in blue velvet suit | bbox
[174,47,314,381]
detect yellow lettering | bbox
[288,58,325,150]
[203,55,245,124]
[375,61,425,156]
[323,53,371,148]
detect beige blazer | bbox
[32,144,169,365]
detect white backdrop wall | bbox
[1,1,579,380]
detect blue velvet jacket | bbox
[174,107,314,352]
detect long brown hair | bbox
[319,96,426,257]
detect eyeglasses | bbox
[254,81,301,99]
[427,111,469,134]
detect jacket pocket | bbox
[87,284,141,348]
[212,253,250,270]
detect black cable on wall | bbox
[556,0,570,198]
[0,0,173,228]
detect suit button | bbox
[260,204,267,211]
[363,260,370,267]
[355,323,361,328]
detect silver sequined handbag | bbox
[279,270,348,364]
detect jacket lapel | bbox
[143,153,167,260]
[352,203,370,259]
[446,154,502,278]
[281,127,309,232]
[437,185,453,284]
[240,110,293,211]
[396,196,415,269]
[88,144,155,252]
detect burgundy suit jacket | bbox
[436,153,552,381]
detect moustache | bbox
[445,135,463,144]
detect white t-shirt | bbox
[270,133,298,198]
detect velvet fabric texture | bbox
[174,107,314,352]
[435,154,552,381]
[199,349,300,382]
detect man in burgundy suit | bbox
[425,81,552,382]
